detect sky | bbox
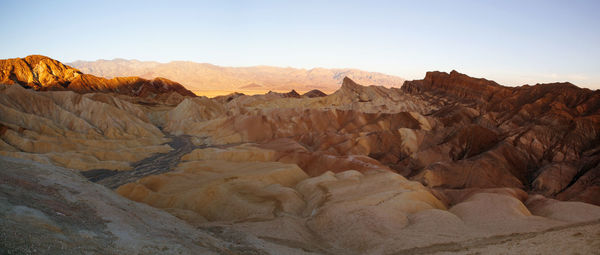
[1,0,599,89]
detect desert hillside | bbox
[69,59,406,94]
[1,56,599,254]
[0,55,195,98]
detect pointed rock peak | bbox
[341,76,362,90]
[449,70,461,76]
[282,89,301,98]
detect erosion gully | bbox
[81,135,197,189]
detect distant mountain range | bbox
[69,59,405,93]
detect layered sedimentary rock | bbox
[0,55,195,97]
[0,56,200,171]
[118,154,600,254]
[117,160,309,222]
[181,140,389,176]
[1,55,600,254]
[220,77,434,114]
[0,84,171,170]
[402,70,600,205]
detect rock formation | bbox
[0,84,171,170]
[402,70,600,205]
[1,55,599,254]
[1,55,196,98]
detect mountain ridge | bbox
[0,55,196,98]
[69,58,406,93]
[1,55,600,254]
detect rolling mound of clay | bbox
[1,55,599,254]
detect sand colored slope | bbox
[0,156,318,255]
[117,152,600,254]
[0,85,171,170]
[1,55,600,254]
[117,160,309,221]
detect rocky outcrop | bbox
[0,55,82,89]
[2,57,600,254]
[401,70,600,204]
[152,73,600,205]
[0,55,196,98]
[402,70,510,106]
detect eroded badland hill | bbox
[1,55,599,254]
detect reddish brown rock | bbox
[302,89,327,98]
[0,55,195,98]
[402,71,600,205]
[2,62,600,254]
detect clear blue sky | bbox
[2,0,599,89]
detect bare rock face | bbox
[401,70,600,205]
[2,55,600,254]
[0,55,82,89]
[0,55,196,98]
